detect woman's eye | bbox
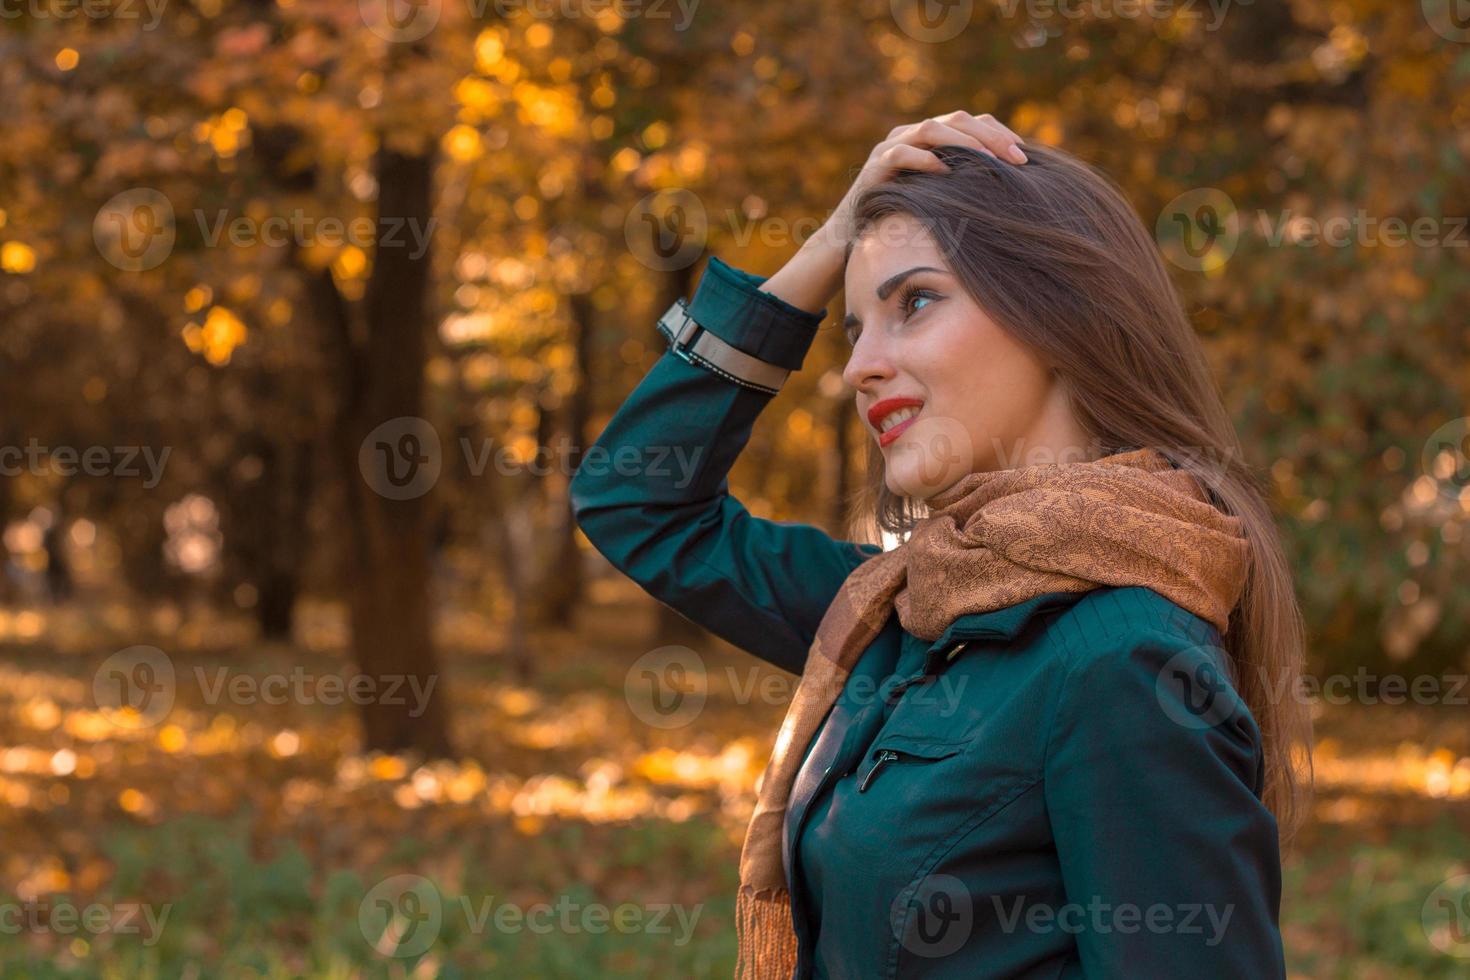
[900,287,937,318]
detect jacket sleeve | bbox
[568,256,879,675]
[1042,629,1287,978]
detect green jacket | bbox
[569,256,1287,979]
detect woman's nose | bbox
[842,333,896,393]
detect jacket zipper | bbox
[859,750,901,792]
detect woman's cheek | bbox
[884,413,975,498]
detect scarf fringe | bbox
[735,886,798,980]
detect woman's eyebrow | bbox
[877,265,946,300]
[842,265,947,333]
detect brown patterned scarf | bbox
[734,447,1251,978]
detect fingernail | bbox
[1008,146,1028,164]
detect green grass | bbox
[1281,811,1470,978]
[0,810,738,978]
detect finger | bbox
[972,113,1026,144]
[875,142,951,176]
[933,111,1027,163]
[932,109,1023,146]
[960,114,1028,164]
[901,117,1020,165]
[897,119,997,159]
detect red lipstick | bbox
[866,397,925,448]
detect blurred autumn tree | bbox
[0,0,1466,760]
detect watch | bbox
[656,299,793,396]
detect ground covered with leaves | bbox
[0,584,1466,978]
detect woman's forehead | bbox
[848,219,942,272]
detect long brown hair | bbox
[844,143,1314,849]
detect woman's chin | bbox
[881,415,976,498]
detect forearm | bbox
[570,256,875,671]
[756,205,852,316]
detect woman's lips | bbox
[867,397,926,448]
[878,413,920,448]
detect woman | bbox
[570,112,1312,979]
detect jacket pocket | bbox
[856,733,971,794]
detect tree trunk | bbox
[0,445,12,604]
[224,109,456,754]
[43,500,74,604]
[220,431,313,642]
[483,467,535,683]
[530,289,595,626]
[255,439,312,640]
[336,144,452,757]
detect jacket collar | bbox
[921,590,1090,671]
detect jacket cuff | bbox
[683,256,828,372]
